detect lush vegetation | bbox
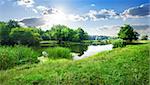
[0,45,40,70]
[47,25,88,43]
[45,47,72,59]
[0,20,88,46]
[0,20,42,46]
[118,24,139,42]
[112,39,126,48]
[0,19,149,85]
[141,35,148,40]
[0,20,20,45]
[10,27,42,46]
[0,43,149,85]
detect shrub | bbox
[112,39,126,48]
[0,45,40,70]
[45,47,72,59]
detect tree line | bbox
[0,20,88,46]
[0,20,148,46]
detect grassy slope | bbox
[0,43,149,85]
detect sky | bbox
[0,0,150,36]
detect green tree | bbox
[7,20,20,28]
[0,22,7,44]
[141,35,148,40]
[75,28,88,41]
[9,27,41,46]
[118,24,139,42]
[48,25,89,42]
[0,20,20,45]
[41,33,51,40]
[50,25,70,43]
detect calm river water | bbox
[34,44,113,60]
[73,44,113,60]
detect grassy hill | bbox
[0,43,149,85]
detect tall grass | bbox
[45,47,72,59]
[0,45,40,70]
[112,39,126,48]
[0,44,149,85]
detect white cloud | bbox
[17,0,35,8]
[32,8,38,13]
[36,7,88,22]
[86,9,120,21]
[97,25,120,36]
[36,6,48,11]
[121,3,150,19]
[68,15,88,21]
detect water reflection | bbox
[60,44,88,56]
[34,43,88,56]
[73,44,113,60]
[34,44,113,60]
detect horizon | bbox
[0,0,149,36]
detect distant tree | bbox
[7,20,20,28]
[50,25,66,43]
[41,33,51,40]
[0,20,20,45]
[49,25,89,43]
[0,22,7,44]
[75,28,88,41]
[141,35,148,40]
[133,31,140,40]
[118,24,139,42]
[9,27,41,46]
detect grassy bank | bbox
[0,43,149,85]
[0,45,40,70]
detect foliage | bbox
[0,21,89,46]
[75,28,89,41]
[141,35,148,40]
[118,24,139,42]
[9,27,42,46]
[50,25,69,43]
[49,25,88,43]
[0,45,40,70]
[41,33,51,40]
[45,47,72,59]
[0,20,20,45]
[0,44,149,85]
[0,22,7,43]
[112,39,126,48]
[7,20,20,28]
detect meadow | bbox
[0,42,149,85]
[0,1,149,85]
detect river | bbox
[73,44,113,60]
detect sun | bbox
[43,8,68,26]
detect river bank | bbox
[0,43,149,85]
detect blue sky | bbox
[0,0,149,36]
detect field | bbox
[0,43,149,85]
[0,1,149,85]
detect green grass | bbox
[0,43,149,85]
[45,47,72,59]
[112,39,126,48]
[0,45,40,70]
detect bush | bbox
[45,47,72,59]
[112,39,126,48]
[0,45,40,70]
